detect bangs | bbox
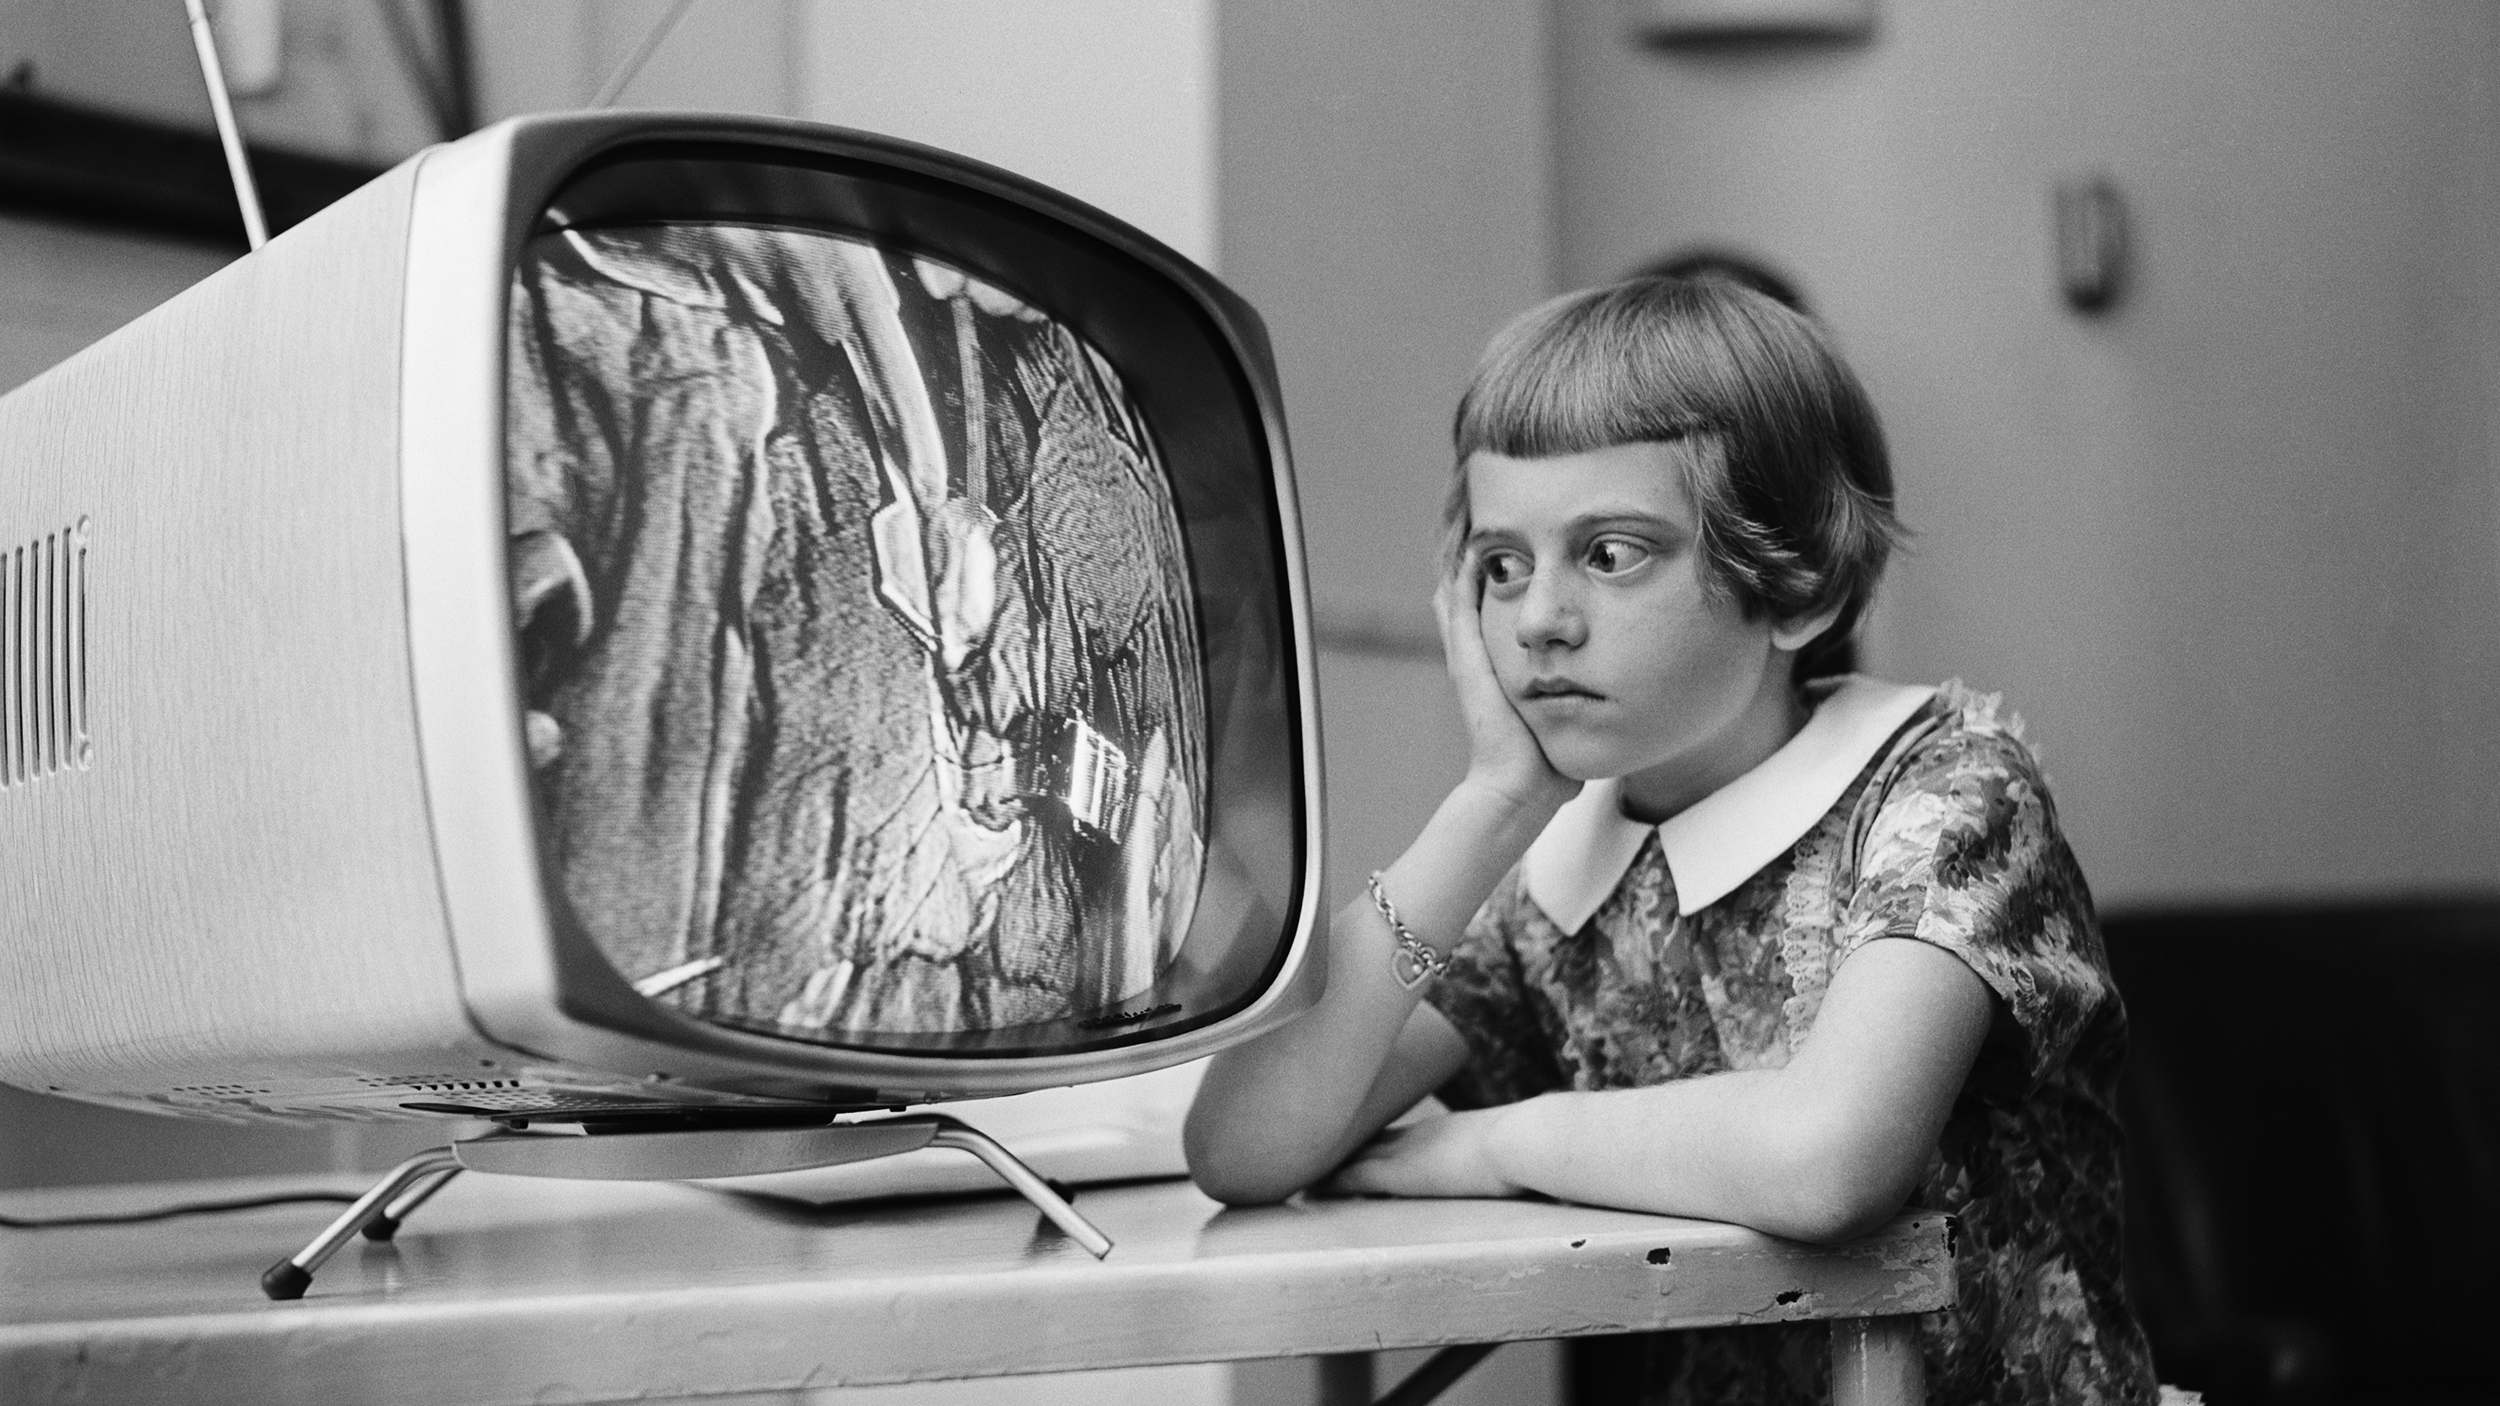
[1453,281,1751,462]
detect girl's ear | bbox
[1770,603,1846,653]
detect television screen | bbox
[510,222,1207,1044]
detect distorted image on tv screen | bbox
[503,221,1208,1046]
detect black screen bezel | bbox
[508,135,1309,1063]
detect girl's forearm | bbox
[1481,1076,1891,1243]
[1454,936,1993,1243]
[1375,776,1562,962]
[1185,778,1565,1203]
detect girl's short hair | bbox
[1449,276,1901,679]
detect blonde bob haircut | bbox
[1448,276,1901,679]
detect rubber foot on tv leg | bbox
[261,1260,313,1300]
[361,1213,402,1242]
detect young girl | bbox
[1184,277,2160,1404]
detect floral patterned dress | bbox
[1424,682,2160,1405]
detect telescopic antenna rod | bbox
[591,0,696,108]
[182,0,270,251]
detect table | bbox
[1,1172,1954,1405]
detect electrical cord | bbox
[0,1190,357,1229]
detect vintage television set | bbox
[0,112,1323,1290]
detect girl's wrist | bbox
[1344,773,1576,1001]
[1450,768,1576,837]
[1481,1092,1568,1191]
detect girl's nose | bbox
[1514,572,1586,650]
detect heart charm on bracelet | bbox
[1369,871,1451,990]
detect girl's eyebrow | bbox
[1465,506,1690,550]
[1570,509,1684,536]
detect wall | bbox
[1550,0,2500,908]
[797,0,1216,266]
[471,0,803,125]
[1217,0,1554,910]
[467,0,1216,266]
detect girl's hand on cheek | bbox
[1436,573,1578,818]
[1324,1106,1524,1201]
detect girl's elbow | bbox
[1750,1124,1920,1244]
[1184,1122,1292,1205]
[1762,1178,1911,1245]
[1182,1108,1310,1206]
[1188,1164,1301,1208]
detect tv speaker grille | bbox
[0,518,90,789]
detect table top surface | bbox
[1,1171,1953,1405]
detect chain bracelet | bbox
[1367,870,1451,990]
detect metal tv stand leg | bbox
[261,1147,461,1300]
[925,1119,1113,1257]
[362,1163,464,1242]
[260,1112,1111,1300]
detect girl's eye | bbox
[1585,538,1653,575]
[1478,550,1530,589]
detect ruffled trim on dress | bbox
[1935,677,2031,753]
[1776,818,1843,1054]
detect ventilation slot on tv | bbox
[0,519,90,790]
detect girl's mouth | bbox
[1521,677,1602,702]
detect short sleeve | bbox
[1421,866,1568,1109]
[1835,714,2115,1096]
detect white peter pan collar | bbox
[1522,676,1940,930]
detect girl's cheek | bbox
[1478,607,1527,680]
[1476,593,1510,636]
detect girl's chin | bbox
[1530,729,1641,784]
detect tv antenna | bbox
[591,0,697,108]
[181,0,270,250]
